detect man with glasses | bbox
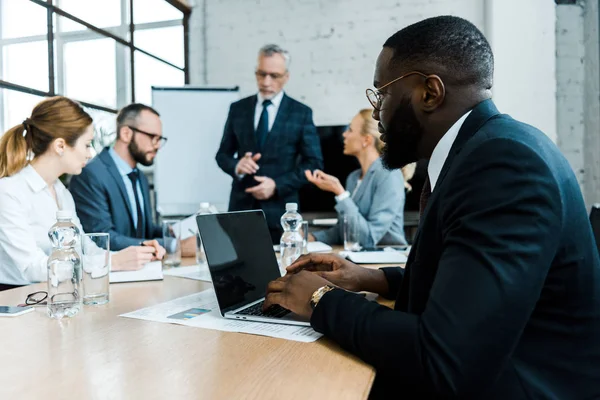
[70,104,193,255]
[216,44,323,242]
[263,16,600,398]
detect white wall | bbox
[189,0,485,126]
[556,4,585,186]
[485,0,557,141]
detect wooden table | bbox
[0,257,378,400]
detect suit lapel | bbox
[139,172,153,237]
[352,158,380,204]
[261,94,291,154]
[246,95,259,152]
[99,148,135,227]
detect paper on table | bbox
[272,241,332,253]
[120,289,322,343]
[110,261,163,283]
[341,251,407,264]
[163,264,212,282]
[307,241,332,253]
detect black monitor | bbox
[298,125,428,212]
[299,125,359,212]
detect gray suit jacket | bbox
[313,158,407,247]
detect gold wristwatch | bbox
[310,285,336,309]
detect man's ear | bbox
[421,75,445,112]
[119,126,133,143]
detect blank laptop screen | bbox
[196,210,282,313]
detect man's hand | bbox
[141,239,165,261]
[287,253,389,295]
[111,246,156,271]
[263,270,333,318]
[235,152,261,175]
[305,169,345,196]
[245,176,276,200]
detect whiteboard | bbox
[152,86,239,216]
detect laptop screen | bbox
[196,210,282,313]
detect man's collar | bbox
[427,110,472,190]
[257,90,284,108]
[108,147,135,176]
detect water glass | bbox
[301,220,309,254]
[343,215,362,251]
[81,233,110,305]
[162,219,182,267]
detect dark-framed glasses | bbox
[127,125,168,147]
[365,71,429,111]
[255,70,286,80]
[18,291,48,307]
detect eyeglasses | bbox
[128,126,168,147]
[255,70,286,80]
[18,291,48,307]
[365,71,429,111]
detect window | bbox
[0,0,189,145]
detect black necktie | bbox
[127,169,145,239]
[419,176,432,218]
[255,99,272,150]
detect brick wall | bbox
[188,0,485,125]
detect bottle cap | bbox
[285,203,298,211]
[56,210,71,220]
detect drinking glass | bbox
[81,233,110,305]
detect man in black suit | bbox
[264,16,600,399]
[215,44,323,242]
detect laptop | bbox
[196,210,310,326]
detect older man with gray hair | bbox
[216,44,323,242]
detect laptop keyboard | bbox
[236,301,291,318]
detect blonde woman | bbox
[0,96,164,290]
[305,109,413,248]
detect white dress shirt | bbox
[0,165,85,285]
[253,90,284,131]
[428,110,472,190]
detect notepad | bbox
[110,261,164,283]
[272,241,333,253]
[311,218,338,226]
[307,241,333,253]
[343,251,407,264]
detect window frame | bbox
[0,0,190,131]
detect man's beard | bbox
[129,137,154,167]
[380,97,423,170]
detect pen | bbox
[140,242,156,255]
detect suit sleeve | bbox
[273,108,323,197]
[70,170,143,251]
[334,169,406,247]
[215,104,240,178]
[310,139,562,397]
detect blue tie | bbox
[256,99,272,150]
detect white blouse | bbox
[0,165,85,285]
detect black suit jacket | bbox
[70,148,163,251]
[215,94,323,236]
[311,100,600,399]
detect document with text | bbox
[119,289,323,343]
